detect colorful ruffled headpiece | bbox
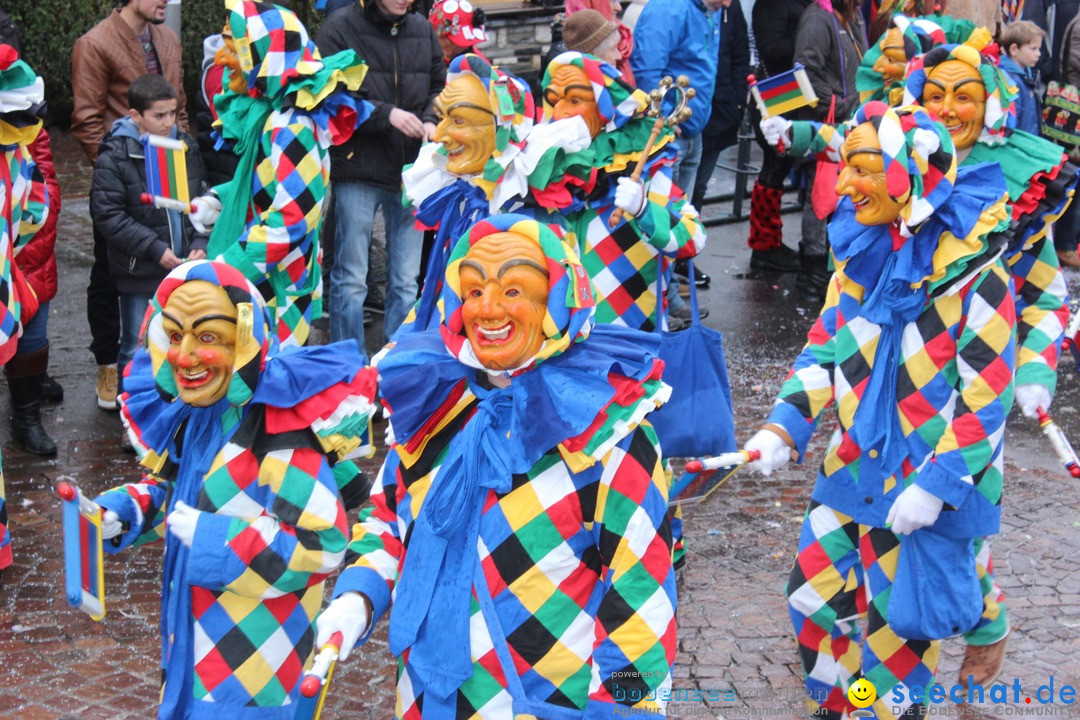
[902,43,1017,146]
[0,45,45,147]
[850,101,957,233]
[144,260,274,407]
[441,214,595,374]
[892,15,946,59]
[541,51,645,133]
[224,0,368,114]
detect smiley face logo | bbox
[848,678,877,709]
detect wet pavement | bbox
[0,132,1078,719]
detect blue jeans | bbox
[672,133,704,204]
[16,300,49,355]
[118,292,152,389]
[330,181,423,346]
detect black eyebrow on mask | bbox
[445,101,495,116]
[845,147,884,162]
[194,314,238,328]
[925,77,946,91]
[498,258,548,278]
[460,259,487,279]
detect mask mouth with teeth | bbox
[441,215,596,377]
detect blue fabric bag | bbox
[889,528,982,641]
[648,259,737,458]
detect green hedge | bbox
[9,0,323,126]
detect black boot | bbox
[795,250,830,304]
[6,345,58,456]
[41,374,64,403]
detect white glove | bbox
[316,591,372,661]
[167,500,200,548]
[744,428,793,476]
[100,510,123,540]
[614,177,647,218]
[189,194,223,234]
[886,484,943,535]
[1014,383,1051,419]
[760,116,793,150]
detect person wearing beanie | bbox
[563,9,621,67]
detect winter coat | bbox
[751,0,812,77]
[793,4,866,123]
[316,0,445,190]
[1059,12,1080,87]
[18,129,59,305]
[90,119,208,295]
[70,9,188,163]
[704,0,750,141]
[630,0,721,137]
[1000,55,1042,136]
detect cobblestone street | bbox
[0,133,1078,719]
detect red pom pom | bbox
[0,44,17,71]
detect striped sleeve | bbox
[633,162,707,259]
[93,473,169,551]
[1006,234,1069,393]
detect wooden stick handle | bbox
[608,117,667,228]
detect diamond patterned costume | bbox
[769,105,1017,718]
[208,0,370,348]
[330,216,677,719]
[96,261,377,720]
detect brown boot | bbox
[958,633,1009,688]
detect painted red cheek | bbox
[195,348,226,365]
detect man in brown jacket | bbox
[71,0,186,414]
[71,0,187,164]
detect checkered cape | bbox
[767,248,1016,537]
[333,402,676,719]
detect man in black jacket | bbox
[744,0,810,273]
[317,0,446,350]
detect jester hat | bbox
[848,101,957,234]
[541,51,646,133]
[441,214,596,374]
[223,0,367,111]
[0,45,45,147]
[902,43,1018,146]
[143,260,275,408]
[446,53,534,156]
[891,15,946,60]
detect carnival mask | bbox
[433,74,497,175]
[921,59,986,151]
[544,65,604,139]
[215,30,249,95]
[835,122,908,226]
[459,231,550,371]
[873,28,909,85]
[161,281,238,406]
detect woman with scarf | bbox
[744,103,1015,718]
[92,261,378,719]
[315,215,678,719]
[204,0,371,349]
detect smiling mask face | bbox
[161,281,238,407]
[920,59,987,151]
[835,122,908,226]
[215,30,250,95]
[873,28,909,85]
[433,74,497,176]
[458,232,550,371]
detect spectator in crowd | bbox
[792,0,866,302]
[1053,9,1080,267]
[71,0,186,413]
[562,9,622,67]
[567,0,636,83]
[691,0,750,216]
[89,75,209,407]
[1000,20,1046,136]
[317,0,446,350]
[745,0,811,273]
[430,0,488,64]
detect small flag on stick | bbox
[142,134,191,213]
[749,64,818,118]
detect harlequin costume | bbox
[541,52,706,332]
[772,103,1015,717]
[209,0,371,347]
[0,46,48,574]
[855,14,952,104]
[328,215,678,719]
[401,54,593,333]
[95,261,378,719]
[903,45,1079,651]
